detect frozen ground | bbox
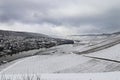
[0,33,120,79]
[1,43,120,74]
[0,72,120,80]
[0,44,90,74]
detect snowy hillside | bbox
[0,30,74,65]
[66,32,119,44]
[0,32,120,80]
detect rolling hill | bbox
[0,30,74,58]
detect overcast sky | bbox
[0,0,120,37]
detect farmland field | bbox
[1,31,120,80]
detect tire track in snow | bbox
[83,55,120,63]
[75,38,120,55]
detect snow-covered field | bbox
[0,72,120,80]
[0,33,120,80]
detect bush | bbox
[0,45,4,51]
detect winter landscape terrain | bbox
[0,30,120,80]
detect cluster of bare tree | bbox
[0,34,74,57]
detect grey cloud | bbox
[0,0,120,34]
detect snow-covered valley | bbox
[0,32,120,80]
